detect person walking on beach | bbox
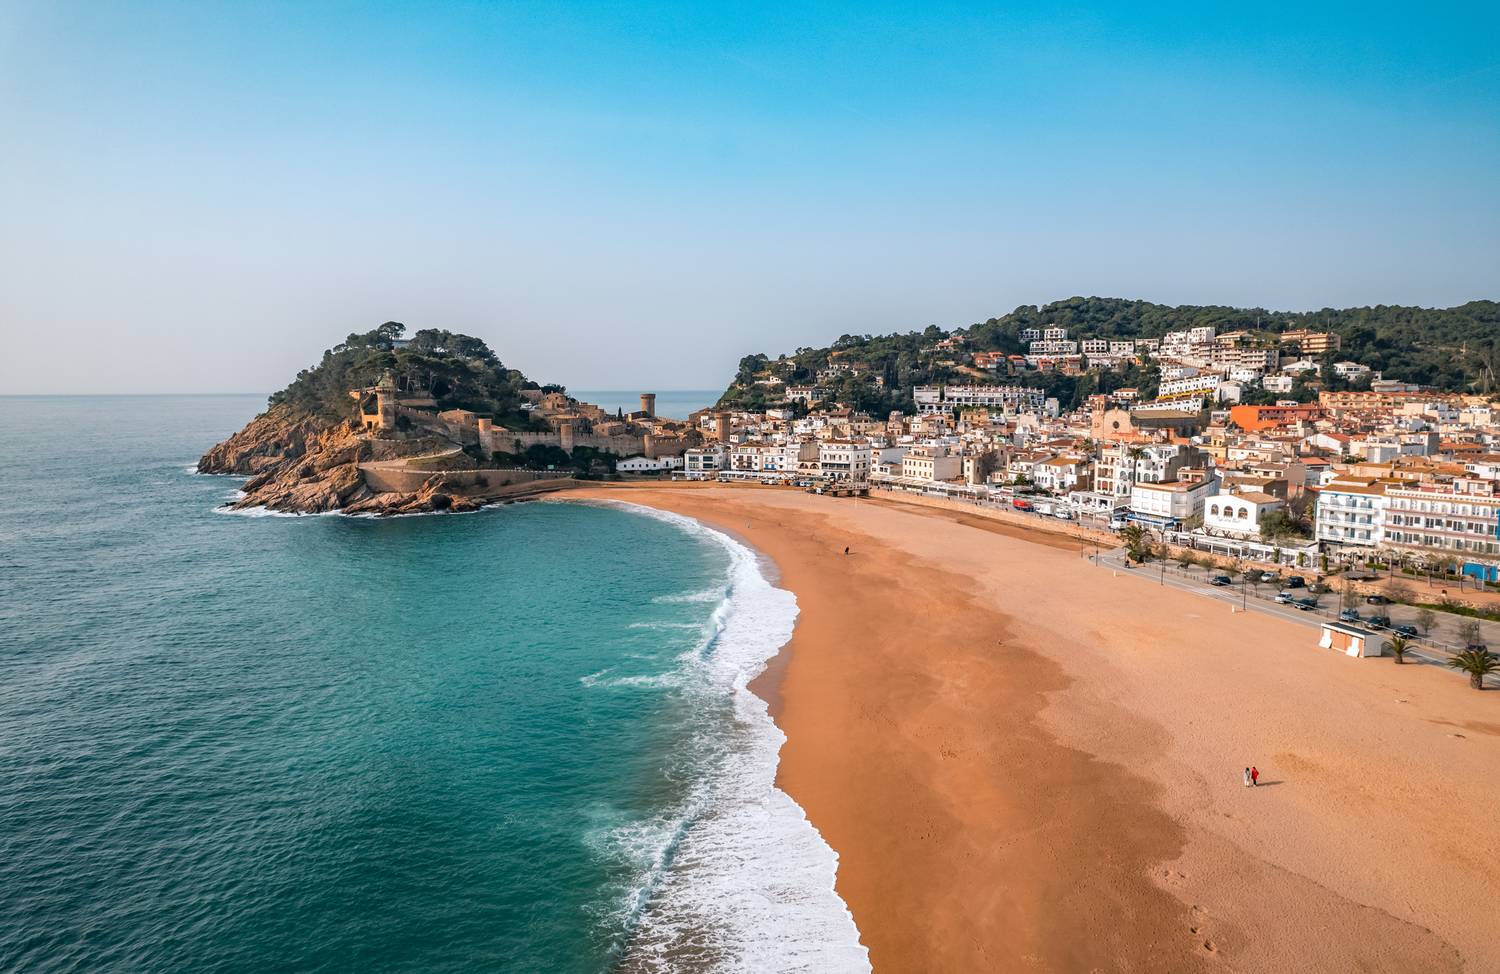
[1243,768,1251,787]
[1251,766,1260,787]
[844,546,849,556]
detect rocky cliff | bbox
[199,409,531,516]
[197,404,326,476]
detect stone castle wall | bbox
[358,464,567,494]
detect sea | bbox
[0,395,868,974]
[570,391,723,421]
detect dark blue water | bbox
[0,396,864,973]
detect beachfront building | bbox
[616,455,683,474]
[682,445,726,479]
[1128,474,1220,528]
[1202,489,1284,539]
[729,441,817,477]
[1315,477,1388,549]
[901,446,963,483]
[818,441,872,483]
[1096,443,1206,499]
[1381,478,1500,581]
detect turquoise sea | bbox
[0,396,865,973]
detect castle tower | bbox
[376,370,398,430]
[640,393,656,419]
[715,411,732,444]
[558,420,577,454]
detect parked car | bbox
[1366,594,1391,605]
[1393,624,1419,638]
[1339,608,1360,622]
[1466,642,1490,653]
[1109,517,1128,531]
[1012,500,1033,512]
[1294,597,1320,611]
[1368,614,1392,628]
[1274,591,1295,604]
[1209,575,1232,586]
[1285,576,1306,588]
[1053,509,1074,520]
[1259,571,1278,583]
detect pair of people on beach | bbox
[1242,766,1260,787]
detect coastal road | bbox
[1091,549,1499,688]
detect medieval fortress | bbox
[349,372,710,496]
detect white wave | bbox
[651,587,726,604]
[626,621,705,631]
[579,668,684,690]
[590,501,870,973]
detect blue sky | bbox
[1,1,1496,393]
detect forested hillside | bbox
[716,297,1500,414]
[269,322,546,429]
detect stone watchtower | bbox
[640,393,656,419]
[376,371,399,430]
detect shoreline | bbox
[586,498,869,972]
[568,484,1500,972]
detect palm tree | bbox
[1384,636,1410,664]
[1448,648,1499,690]
[1120,523,1149,562]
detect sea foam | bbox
[590,501,870,974]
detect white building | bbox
[1158,373,1222,401]
[617,454,683,473]
[729,441,817,475]
[913,385,1047,415]
[1129,474,1219,526]
[683,445,727,479]
[1203,490,1284,538]
[1315,478,1387,549]
[818,441,872,482]
[1033,456,1093,493]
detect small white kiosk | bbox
[1319,622,1382,658]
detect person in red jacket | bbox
[1250,766,1260,787]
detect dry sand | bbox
[569,485,1500,973]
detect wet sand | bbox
[569,485,1500,972]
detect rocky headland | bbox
[197,323,579,516]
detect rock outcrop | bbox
[197,404,326,476]
[200,408,570,515]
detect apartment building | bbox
[818,440,872,482]
[913,385,1047,415]
[1382,479,1500,578]
[1158,374,1224,401]
[682,445,726,478]
[1315,477,1388,548]
[1096,443,1206,498]
[1280,329,1341,355]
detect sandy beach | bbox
[569,484,1500,973]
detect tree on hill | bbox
[268,323,545,429]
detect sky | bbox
[1,1,1497,395]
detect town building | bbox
[901,445,963,483]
